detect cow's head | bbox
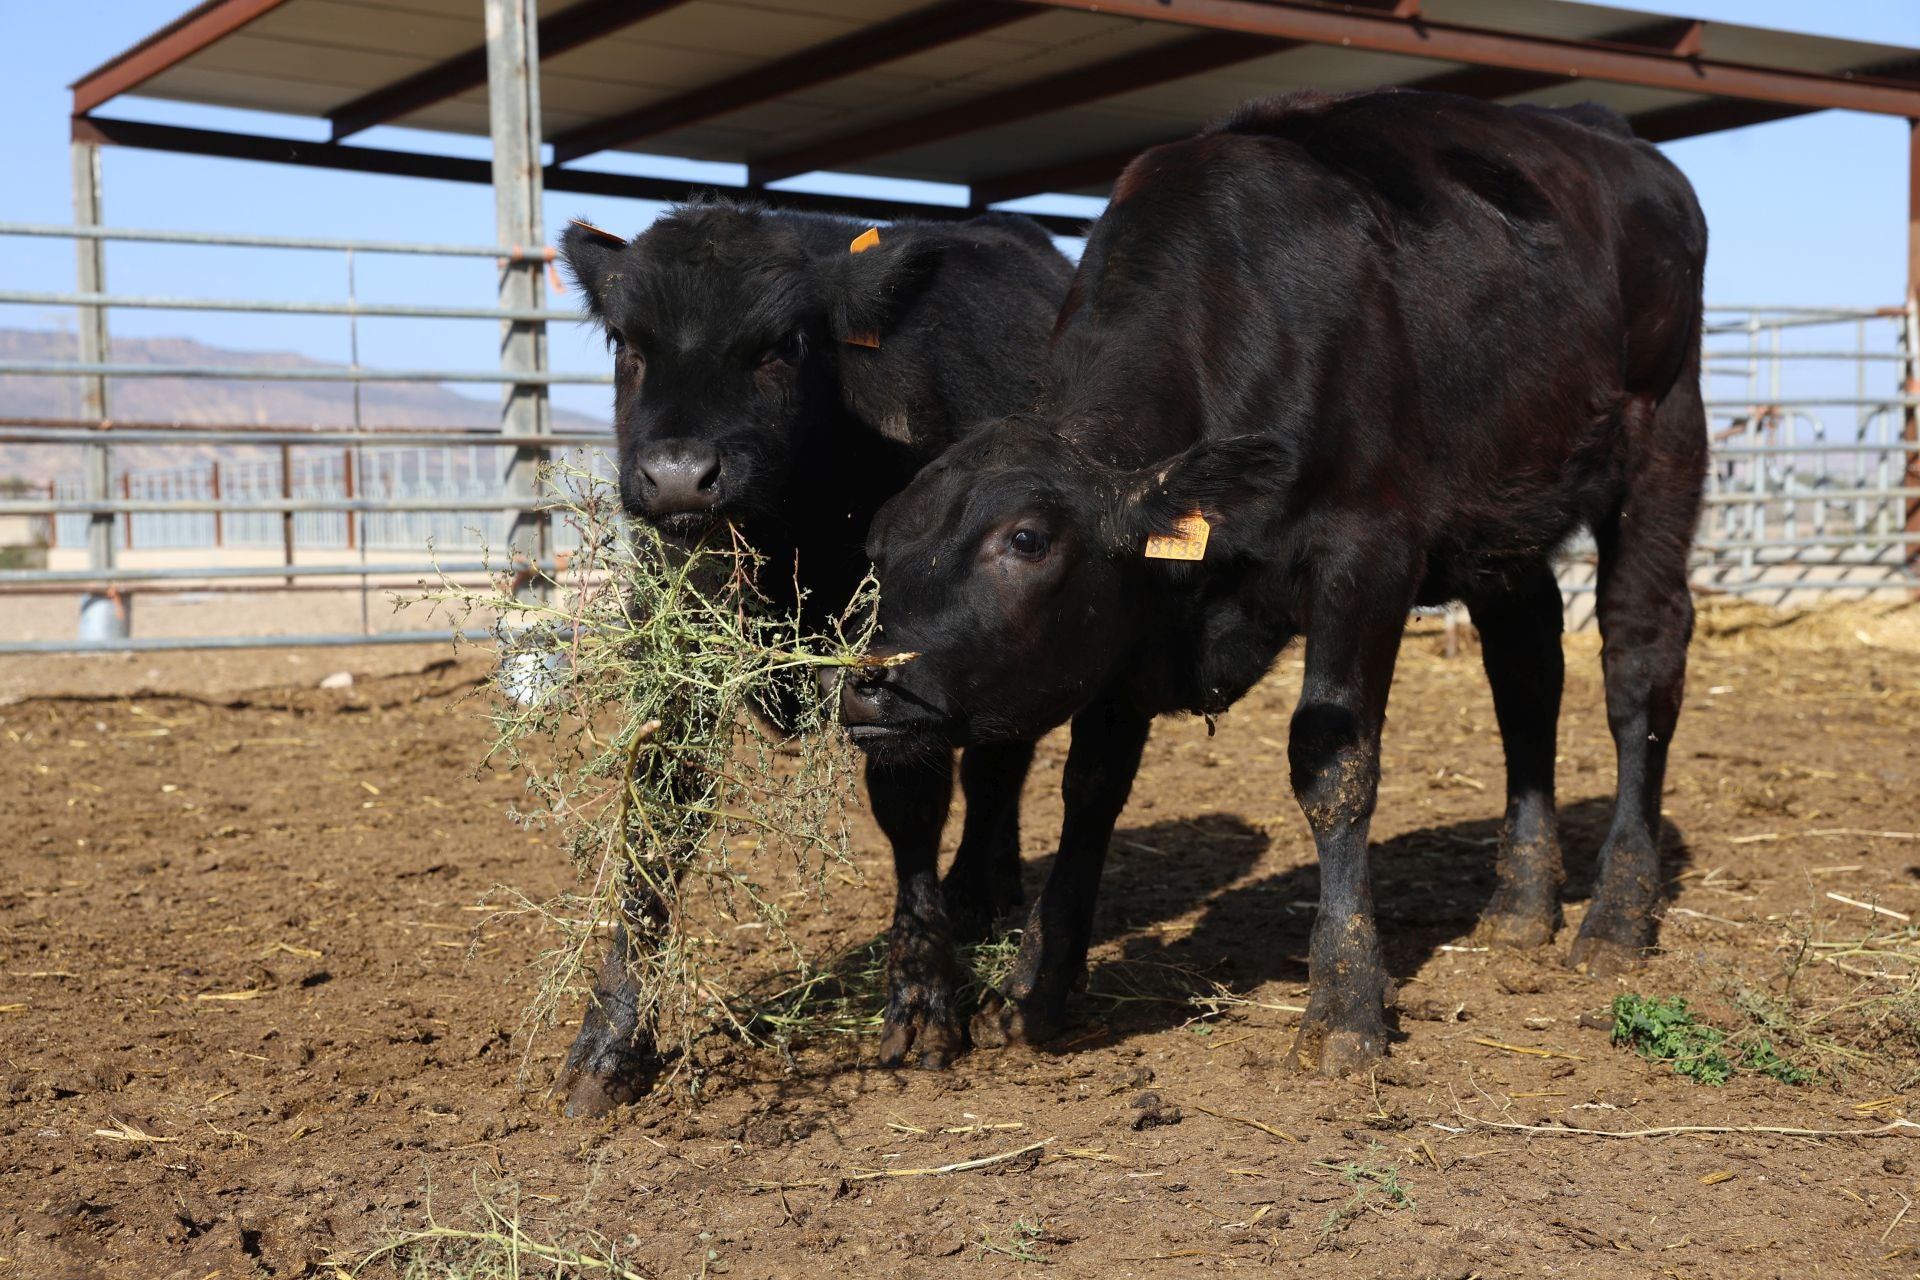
[561,204,941,540]
[843,418,1288,752]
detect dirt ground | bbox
[3,600,1919,1279]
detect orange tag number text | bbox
[1144,511,1210,561]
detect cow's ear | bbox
[826,232,944,345]
[558,219,632,319]
[1116,435,1292,557]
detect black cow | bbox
[554,202,1072,1112]
[846,91,1707,1077]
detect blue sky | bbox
[0,0,1915,423]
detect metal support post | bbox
[73,142,116,587]
[486,0,550,589]
[1905,119,1919,574]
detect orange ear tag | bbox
[567,218,627,246]
[1144,511,1211,561]
[844,229,884,347]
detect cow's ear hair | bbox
[558,219,631,319]
[1116,435,1292,552]
[827,235,944,344]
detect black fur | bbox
[853,90,1709,1077]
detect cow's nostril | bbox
[634,439,723,515]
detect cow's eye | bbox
[759,332,805,368]
[1009,528,1050,558]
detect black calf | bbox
[853,90,1708,1076]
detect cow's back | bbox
[1065,89,1704,564]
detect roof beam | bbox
[1627,98,1812,144]
[547,0,1033,167]
[71,0,294,116]
[326,0,692,142]
[967,16,1730,207]
[1014,0,1920,119]
[747,31,1292,187]
[1627,55,1920,142]
[70,116,1091,237]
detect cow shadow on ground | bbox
[727,799,1689,1086]
[1056,794,1693,1049]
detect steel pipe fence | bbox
[1,213,1915,653]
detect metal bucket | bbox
[78,591,131,642]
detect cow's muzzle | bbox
[633,438,723,517]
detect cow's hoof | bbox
[877,1005,965,1070]
[1286,1020,1388,1079]
[969,991,1060,1050]
[1568,929,1647,978]
[1475,906,1558,950]
[550,1027,662,1118]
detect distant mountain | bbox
[0,328,608,481]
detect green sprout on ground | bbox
[1610,993,1814,1087]
[977,1219,1052,1264]
[1313,1148,1413,1240]
[336,1179,648,1279]
[422,457,891,1088]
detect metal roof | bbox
[69,0,1920,210]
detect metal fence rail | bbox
[1,217,1916,652]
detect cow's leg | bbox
[872,751,967,1068]
[1566,416,1704,974]
[552,887,671,1117]
[941,740,1036,940]
[1287,563,1412,1078]
[1468,562,1566,948]
[972,696,1151,1048]
[1570,395,1703,976]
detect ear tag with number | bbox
[1144,511,1211,561]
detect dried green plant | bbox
[421,458,900,1086]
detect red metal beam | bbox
[327,0,693,142]
[1014,0,1920,119]
[967,16,1745,206]
[748,31,1292,187]
[70,0,294,116]
[548,0,1032,167]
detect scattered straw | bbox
[1440,1113,1920,1141]
[749,1139,1053,1190]
[1188,1102,1298,1143]
[195,988,266,1002]
[94,1118,174,1143]
[1826,893,1911,923]
[1472,1038,1583,1061]
[1731,829,1920,845]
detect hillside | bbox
[0,328,607,480]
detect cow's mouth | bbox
[650,509,723,543]
[844,720,949,754]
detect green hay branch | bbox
[424,459,893,1086]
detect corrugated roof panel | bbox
[129,64,363,117]
[243,0,476,58]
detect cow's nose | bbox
[634,439,722,515]
[837,660,894,728]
